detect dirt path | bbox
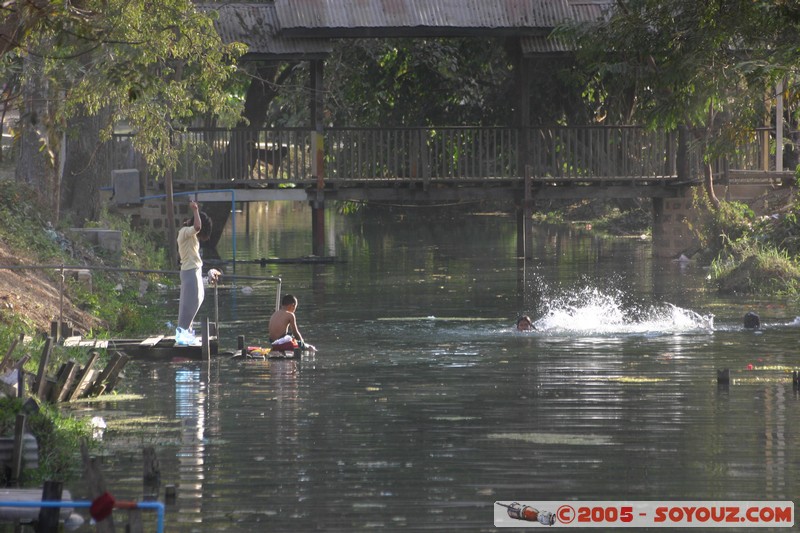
[0,241,104,334]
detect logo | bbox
[496,502,556,526]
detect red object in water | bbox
[90,492,115,521]
[747,364,754,370]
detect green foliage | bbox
[60,264,164,335]
[0,397,94,485]
[591,207,652,236]
[89,208,169,273]
[0,306,37,337]
[565,0,799,160]
[752,206,800,258]
[693,194,800,295]
[337,201,364,216]
[316,38,517,127]
[0,177,167,337]
[687,195,756,257]
[6,0,247,177]
[710,241,800,295]
[531,211,565,224]
[0,179,63,260]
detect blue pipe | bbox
[0,500,165,533]
[140,189,237,265]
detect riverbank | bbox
[0,166,169,338]
[0,168,98,334]
[0,168,171,486]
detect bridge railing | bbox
[524,126,678,180]
[325,127,520,181]
[112,128,314,189]
[111,125,688,187]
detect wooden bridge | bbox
[111,125,789,258]
[114,125,709,202]
[113,124,786,202]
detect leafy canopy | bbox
[318,38,516,127]
[567,0,800,146]
[4,0,246,176]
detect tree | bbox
[297,38,517,128]
[216,61,299,181]
[566,0,800,208]
[2,0,246,225]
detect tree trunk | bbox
[217,62,296,180]
[61,110,111,227]
[15,51,57,217]
[700,104,720,210]
[703,160,720,210]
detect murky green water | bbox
[67,203,799,531]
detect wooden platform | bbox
[108,336,219,361]
[64,335,219,362]
[62,337,109,349]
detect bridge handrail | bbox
[111,125,708,186]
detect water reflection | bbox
[764,384,786,499]
[175,368,205,525]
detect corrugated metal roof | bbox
[522,0,614,54]
[568,0,614,23]
[521,35,570,55]
[198,3,332,59]
[274,0,576,37]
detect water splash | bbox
[533,286,713,335]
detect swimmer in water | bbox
[516,315,534,331]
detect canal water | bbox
[69,202,799,531]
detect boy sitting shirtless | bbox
[268,294,316,352]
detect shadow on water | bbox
[69,203,799,531]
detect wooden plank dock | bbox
[104,336,219,361]
[63,319,219,362]
[65,336,213,361]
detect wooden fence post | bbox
[37,480,63,533]
[67,351,100,402]
[50,361,79,403]
[0,332,23,374]
[89,352,128,397]
[142,447,160,501]
[10,413,25,487]
[201,317,210,361]
[34,337,53,401]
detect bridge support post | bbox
[516,167,534,259]
[652,187,699,258]
[311,201,325,257]
[310,60,326,257]
[516,206,525,258]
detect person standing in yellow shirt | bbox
[177,200,219,340]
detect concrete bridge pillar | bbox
[652,186,700,259]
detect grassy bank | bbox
[0,177,171,336]
[690,195,800,295]
[0,174,172,484]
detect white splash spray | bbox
[533,286,713,334]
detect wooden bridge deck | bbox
[173,173,690,205]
